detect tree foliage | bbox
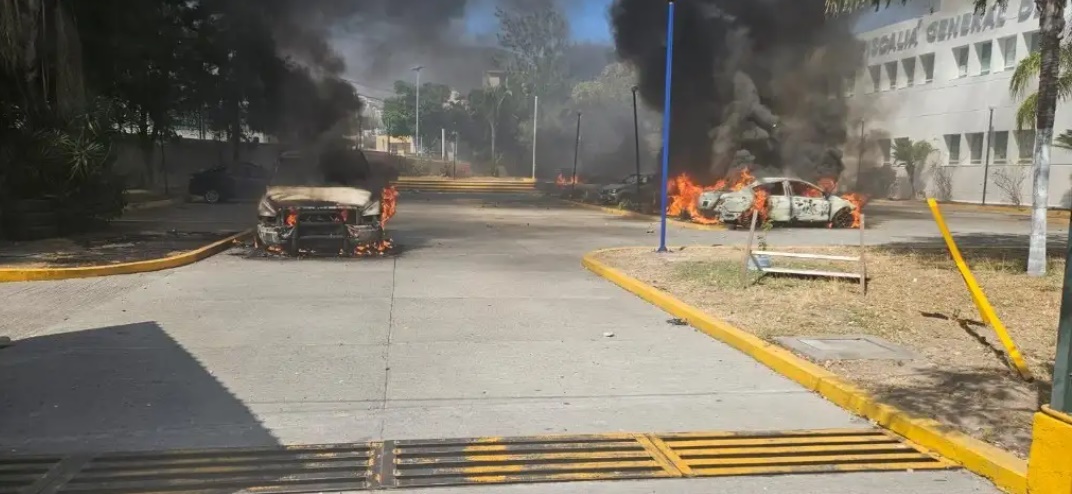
[891,137,935,198]
[382,81,464,150]
[494,0,572,102]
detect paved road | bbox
[0,193,1039,493]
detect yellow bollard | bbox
[926,198,1034,381]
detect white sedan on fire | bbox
[697,177,858,228]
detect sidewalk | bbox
[872,198,1071,220]
[0,201,252,269]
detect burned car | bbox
[698,177,857,228]
[599,173,657,206]
[255,143,397,256]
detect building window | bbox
[953,46,969,78]
[992,131,1008,163]
[884,62,898,90]
[878,138,892,165]
[966,132,984,164]
[1026,31,1040,55]
[903,58,916,86]
[1000,36,1017,70]
[920,53,935,83]
[868,65,881,92]
[1017,130,1036,162]
[976,41,992,75]
[945,134,962,164]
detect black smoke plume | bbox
[610,0,864,183]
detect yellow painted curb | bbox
[1027,406,1072,494]
[581,247,1028,494]
[560,200,727,231]
[0,230,252,283]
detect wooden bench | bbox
[741,213,868,294]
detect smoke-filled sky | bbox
[327,0,615,92]
[611,0,863,182]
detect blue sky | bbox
[465,0,614,43]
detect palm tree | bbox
[1009,43,1072,129]
[891,138,935,199]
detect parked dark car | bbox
[187,162,270,203]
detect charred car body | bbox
[698,177,857,228]
[256,144,397,256]
[599,173,657,206]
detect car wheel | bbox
[831,208,855,228]
[204,189,221,204]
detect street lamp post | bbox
[631,86,642,198]
[412,65,423,155]
[532,95,539,180]
[657,0,677,253]
[571,111,582,197]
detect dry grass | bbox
[595,245,1064,458]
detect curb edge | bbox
[0,230,252,283]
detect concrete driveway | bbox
[0,193,1031,493]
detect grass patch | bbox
[597,244,1065,458]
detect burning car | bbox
[698,177,858,228]
[255,144,398,256]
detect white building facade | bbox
[849,0,1072,206]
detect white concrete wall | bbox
[850,0,1072,207]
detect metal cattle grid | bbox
[3,428,957,493]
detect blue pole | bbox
[658,0,676,253]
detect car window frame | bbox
[753,180,788,197]
[787,180,825,199]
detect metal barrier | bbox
[741,212,868,294]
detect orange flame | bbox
[730,168,755,191]
[666,173,722,224]
[381,186,398,227]
[354,238,394,257]
[284,209,298,227]
[555,173,581,186]
[840,192,869,228]
[752,188,770,224]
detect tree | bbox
[829,0,1062,276]
[382,80,462,153]
[494,0,572,102]
[467,85,513,166]
[1009,42,1072,129]
[891,138,935,199]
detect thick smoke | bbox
[610,0,864,183]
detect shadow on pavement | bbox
[866,366,1041,455]
[876,232,1068,252]
[0,322,278,455]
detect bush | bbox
[0,98,127,236]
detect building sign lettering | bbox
[864,0,1039,60]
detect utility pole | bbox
[532,95,539,180]
[855,119,865,191]
[657,0,677,253]
[453,131,459,178]
[1054,221,1072,412]
[412,65,423,155]
[632,86,642,197]
[981,107,995,205]
[441,128,446,161]
[571,111,582,197]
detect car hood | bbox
[259,186,379,216]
